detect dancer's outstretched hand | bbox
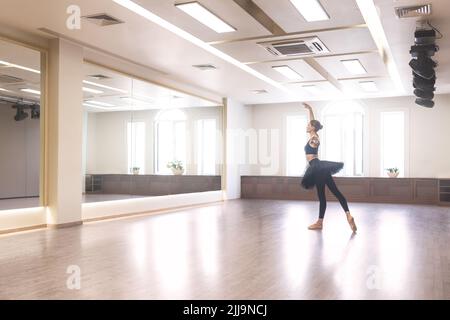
[303,103,312,109]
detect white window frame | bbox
[321,102,365,177]
[379,110,408,177]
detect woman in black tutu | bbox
[301,103,357,232]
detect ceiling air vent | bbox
[251,89,268,94]
[0,74,25,84]
[258,37,330,57]
[395,4,431,18]
[88,74,111,80]
[82,14,124,26]
[193,64,217,71]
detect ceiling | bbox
[0,0,448,105]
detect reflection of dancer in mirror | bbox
[301,103,357,232]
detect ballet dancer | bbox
[301,103,357,232]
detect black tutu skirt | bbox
[301,158,344,189]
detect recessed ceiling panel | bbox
[253,0,365,33]
[339,77,397,96]
[134,0,272,42]
[286,80,341,98]
[315,52,387,79]
[251,60,325,82]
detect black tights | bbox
[316,174,349,219]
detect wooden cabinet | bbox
[241,176,446,205]
[439,179,450,205]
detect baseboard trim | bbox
[0,224,47,236]
[83,200,224,224]
[47,221,83,229]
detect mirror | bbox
[82,63,223,203]
[0,38,42,210]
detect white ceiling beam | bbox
[355,0,404,93]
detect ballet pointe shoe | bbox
[346,213,357,233]
[308,219,323,230]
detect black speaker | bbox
[410,26,439,108]
[414,88,434,99]
[415,98,435,108]
[413,74,435,89]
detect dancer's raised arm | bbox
[303,103,315,121]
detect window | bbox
[322,102,364,176]
[155,109,187,174]
[286,115,308,176]
[197,119,217,175]
[127,121,146,174]
[381,111,405,177]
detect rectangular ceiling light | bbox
[302,85,320,94]
[359,81,378,92]
[83,87,104,94]
[0,88,8,92]
[82,80,128,94]
[341,59,367,75]
[272,65,303,80]
[0,60,41,74]
[87,100,115,107]
[21,88,41,95]
[175,2,236,33]
[290,0,330,22]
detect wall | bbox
[249,94,450,178]
[84,106,223,175]
[225,98,253,199]
[0,103,40,198]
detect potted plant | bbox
[167,160,184,175]
[132,167,140,175]
[386,167,399,178]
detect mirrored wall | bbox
[0,38,42,210]
[82,63,223,203]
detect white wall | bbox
[225,98,253,199]
[249,94,450,178]
[0,103,40,198]
[84,106,223,175]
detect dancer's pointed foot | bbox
[346,212,357,233]
[308,219,323,230]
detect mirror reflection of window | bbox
[155,109,187,175]
[127,121,145,174]
[197,119,217,175]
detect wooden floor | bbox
[0,199,449,300]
